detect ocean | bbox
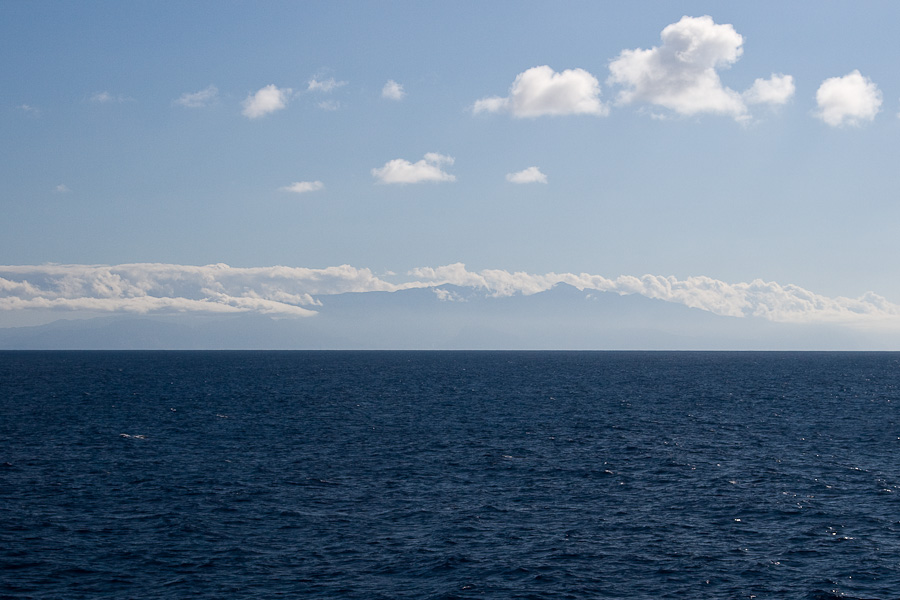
[2,351,899,599]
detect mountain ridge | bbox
[0,284,884,350]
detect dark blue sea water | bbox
[2,351,900,599]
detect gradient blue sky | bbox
[3,1,900,308]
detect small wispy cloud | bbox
[372,153,456,184]
[90,91,131,104]
[54,184,71,194]
[506,166,548,184]
[175,85,218,108]
[307,77,347,93]
[382,80,405,100]
[242,84,292,118]
[317,100,341,111]
[280,181,324,194]
[18,104,41,116]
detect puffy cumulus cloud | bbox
[175,85,218,108]
[743,74,795,105]
[609,15,791,121]
[371,153,456,184]
[307,77,347,93]
[382,79,406,100]
[815,70,882,127]
[0,264,403,318]
[406,263,900,326]
[506,166,548,184]
[474,65,608,117]
[280,181,324,194]
[242,84,292,119]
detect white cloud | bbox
[743,73,795,105]
[18,104,40,116]
[815,70,882,127]
[608,15,772,121]
[506,166,548,184]
[54,184,71,194]
[280,181,324,194]
[474,65,608,117]
[433,288,465,302]
[307,77,347,93]
[241,84,291,119]
[3,262,900,328]
[90,91,131,104]
[317,100,341,111]
[382,80,406,100]
[406,263,900,326]
[371,153,456,184]
[175,85,218,108]
[0,264,401,317]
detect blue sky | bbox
[3,1,900,336]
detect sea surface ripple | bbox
[2,351,900,599]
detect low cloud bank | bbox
[1,263,898,327]
[0,264,397,317]
[410,264,900,326]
